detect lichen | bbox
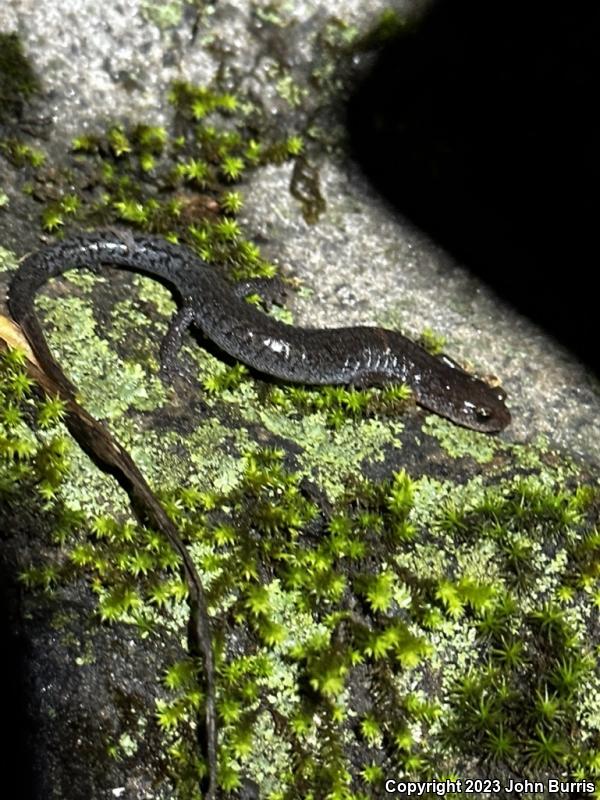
[422,414,499,464]
[0,245,18,272]
[258,407,404,500]
[140,0,184,29]
[36,295,168,418]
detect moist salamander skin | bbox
[8,232,511,433]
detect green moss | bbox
[1,138,46,168]
[418,327,446,356]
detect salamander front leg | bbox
[231,277,288,310]
[159,302,196,381]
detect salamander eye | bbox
[475,406,491,420]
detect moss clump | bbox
[265,382,412,430]
[1,138,46,168]
[44,81,301,281]
[0,346,70,504]
[4,75,305,288]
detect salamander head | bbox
[414,368,511,433]
[451,381,511,433]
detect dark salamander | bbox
[8,232,511,432]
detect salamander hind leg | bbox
[159,302,196,382]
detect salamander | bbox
[8,231,511,432]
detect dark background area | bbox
[348,0,600,373]
[0,552,40,798]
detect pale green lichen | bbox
[37,295,168,418]
[140,0,183,29]
[64,269,105,290]
[0,244,17,271]
[510,433,552,470]
[134,273,177,317]
[242,710,294,796]
[422,414,499,464]
[61,435,130,516]
[253,1,297,28]
[181,421,254,493]
[258,408,404,500]
[118,731,139,757]
[274,74,308,108]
